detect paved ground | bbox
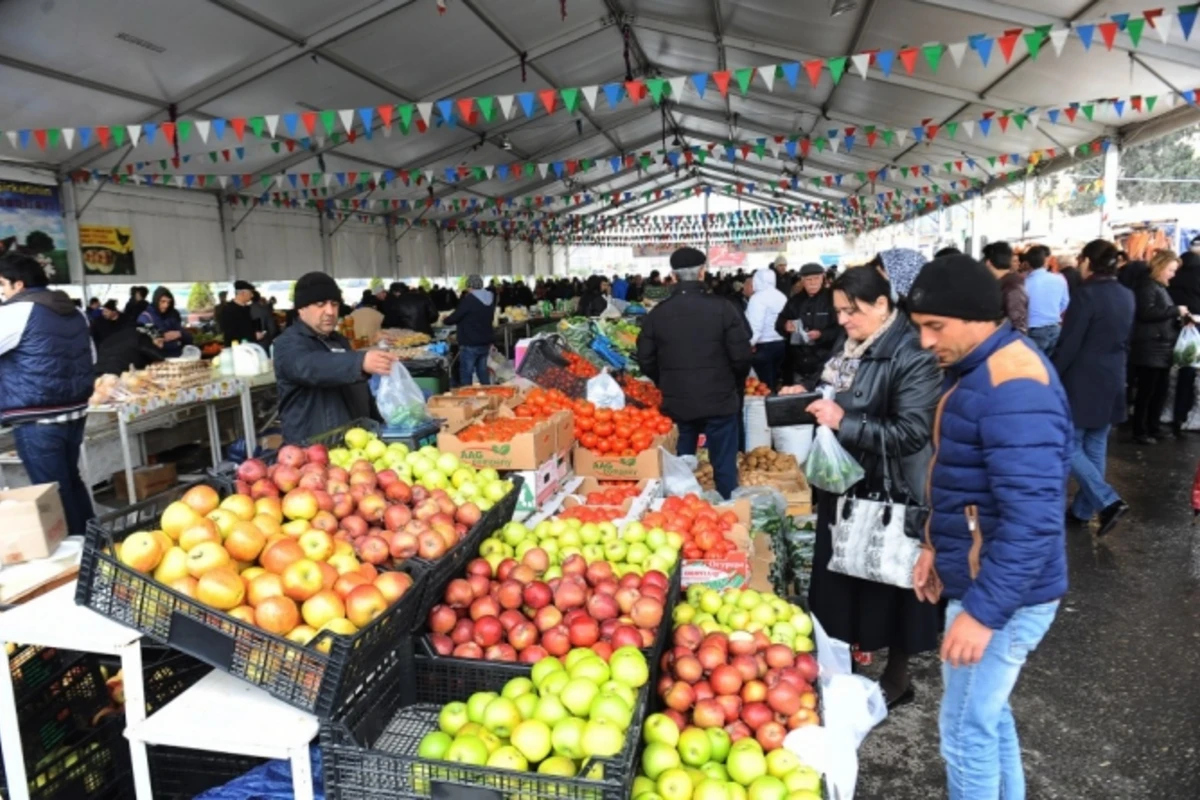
[855,432,1200,800]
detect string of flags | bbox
[4,4,1197,156]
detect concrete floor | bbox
[854,433,1200,799]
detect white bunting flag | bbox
[1049,28,1070,57]
[961,119,975,138]
[851,53,871,79]
[895,128,908,147]
[264,114,279,137]
[947,42,967,68]
[828,137,840,153]
[62,128,75,149]
[484,165,495,179]
[5,131,17,149]
[497,95,516,119]
[1027,110,1041,127]
[217,175,228,189]
[195,120,211,143]
[1155,13,1175,44]
[128,125,143,146]
[668,76,687,101]
[416,103,435,124]
[537,163,549,178]
[759,65,776,92]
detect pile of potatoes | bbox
[738,446,798,475]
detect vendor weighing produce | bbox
[274,272,397,443]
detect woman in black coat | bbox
[797,266,941,706]
[1168,252,1200,432]
[1053,240,1135,533]
[576,275,609,317]
[1130,249,1188,443]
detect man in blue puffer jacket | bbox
[907,256,1072,800]
[0,253,97,536]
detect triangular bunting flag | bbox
[1076,24,1095,50]
[497,95,515,120]
[961,120,975,138]
[62,128,75,150]
[1127,17,1146,46]
[580,86,600,111]
[759,65,776,92]
[922,43,943,72]
[947,41,967,67]
[1178,6,1197,40]
[1098,21,1119,49]
[876,50,895,76]
[263,114,279,138]
[602,83,623,108]
[970,35,993,66]
[997,31,1021,63]
[561,87,580,113]
[338,109,355,132]
[457,97,476,121]
[1049,27,1070,56]
[127,125,142,146]
[625,80,646,103]
[1082,104,1095,120]
[691,73,709,97]
[895,128,908,146]
[1155,13,1176,44]
[1146,94,1158,112]
[416,102,435,123]
[319,110,337,134]
[668,75,687,100]
[1023,29,1045,59]
[850,53,870,79]
[803,60,824,86]
[897,47,918,74]
[538,89,557,114]
[397,104,415,133]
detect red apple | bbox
[586,592,619,622]
[692,698,726,729]
[541,624,571,656]
[484,643,517,662]
[277,445,306,468]
[472,616,503,648]
[741,702,774,731]
[716,693,743,724]
[611,625,643,650]
[756,721,787,752]
[533,606,562,632]
[568,615,600,648]
[428,604,458,634]
[741,679,767,705]
[673,655,703,683]
[497,580,524,610]
[518,645,549,664]
[237,458,268,483]
[553,581,586,612]
[522,581,552,610]
[767,682,801,716]
[663,681,696,713]
[498,609,526,632]
[383,504,412,532]
[452,642,483,659]
[469,595,501,621]
[466,558,492,578]
[673,624,703,651]
[429,632,454,656]
[444,579,474,608]
[508,621,538,651]
[710,664,744,697]
[388,531,418,560]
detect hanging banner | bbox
[78,224,136,276]
[632,241,783,262]
[0,180,69,283]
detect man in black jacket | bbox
[382,283,439,334]
[636,247,752,498]
[1169,251,1200,433]
[219,280,265,346]
[273,272,396,443]
[445,274,495,386]
[775,263,839,388]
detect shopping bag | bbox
[586,370,626,410]
[743,396,772,450]
[371,360,431,428]
[803,388,865,494]
[662,449,704,497]
[1176,325,1200,367]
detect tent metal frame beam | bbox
[806,0,879,137]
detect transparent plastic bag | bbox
[731,486,788,521]
[178,345,202,361]
[743,396,771,450]
[662,449,704,497]
[1174,325,1200,367]
[803,387,865,494]
[772,424,815,464]
[586,370,626,409]
[371,360,430,428]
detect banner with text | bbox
[0,180,69,283]
[79,224,136,276]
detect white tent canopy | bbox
[2,0,1199,282]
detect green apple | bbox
[673,604,697,625]
[582,544,605,563]
[746,775,787,800]
[694,778,731,800]
[510,719,552,763]
[621,521,647,543]
[486,745,528,771]
[701,762,729,781]
[706,728,732,763]
[438,702,469,735]
[609,646,649,688]
[540,670,570,697]
[642,742,682,780]
[647,555,674,574]
[549,519,569,537]
[559,531,582,548]
[417,731,453,760]
[783,766,822,793]
[793,635,814,653]
[445,735,489,766]
[699,590,723,614]
[480,538,505,557]
[600,680,637,709]
[503,677,536,699]
[657,768,693,800]
[581,719,624,758]
[749,603,776,627]
[344,427,372,450]
[632,775,658,797]
[482,696,522,738]
[646,529,667,550]
[692,612,716,627]
[565,648,598,670]
[466,692,498,725]
[728,609,750,630]
[579,523,601,544]
[551,717,586,759]
[543,564,562,580]
[791,612,813,637]
[531,657,565,688]
[570,656,611,685]
[727,783,747,800]
[532,694,571,728]
[502,526,527,547]
[603,540,628,562]
[478,467,500,484]
[483,482,509,502]
[643,713,681,748]
[765,749,800,779]
[726,746,767,786]
[559,678,600,718]
[678,726,713,767]
[538,755,577,777]
[589,693,632,730]
[626,542,650,565]
[514,692,538,721]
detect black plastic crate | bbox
[208,417,384,489]
[379,419,441,451]
[147,746,268,800]
[75,481,428,719]
[321,649,647,800]
[17,712,132,800]
[7,646,76,704]
[516,336,589,399]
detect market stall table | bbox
[0,583,146,800]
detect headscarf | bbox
[877,248,926,298]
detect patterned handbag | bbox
[827,430,925,588]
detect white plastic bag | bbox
[1175,325,1200,367]
[772,424,815,464]
[742,396,772,450]
[178,345,202,361]
[373,360,430,428]
[661,449,704,497]
[803,387,865,494]
[586,370,626,409]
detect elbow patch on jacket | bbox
[987,340,1049,388]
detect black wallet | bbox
[764,392,821,427]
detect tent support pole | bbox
[1101,140,1121,238]
[386,218,400,280]
[217,197,238,281]
[61,178,85,293]
[318,214,334,274]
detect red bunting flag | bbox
[997,30,1022,62]
[161,122,176,144]
[301,112,317,135]
[33,129,47,150]
[1098,21,1118,50]
[457,98,475,121]
[803,60,824,86]
[712,71,732,96]
[998,115,1010,132]
[800,139,811,158]
[625,80,646,104]
[926,124,940,139]
[898,48,918,74]
[1064,107,1078,122]
[377,105,393,127]
[538,89,557,113]
[231,118,246,141]
[1131,96,1143,111]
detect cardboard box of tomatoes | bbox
[649,496,755,591]
[570,403,679,480]
[425,394,493,427]
[437,408,570,471]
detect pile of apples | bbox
[673,587,816,655]
[637,715,823,800]
[230,438,512,569]
[426,547,671,664]
[744,377,772,397]
[114,483,415,649]
[658,627,821,753]
[480,518,681,580]
[418,648,648,778]
[642,495,744,561]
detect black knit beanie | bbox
[670,247,707,271]
[294,272,342,309]
[907,255,1003,322]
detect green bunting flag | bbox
[827,57,847,84]
[645,80,666,105]
[178,120,192,142]
[250,117,264,138]
[922,43,943,73]
[944,121,959,139]
[270,142,281,153]
[734,68,754,95]
[319,110,337,135]
[398,104,414,134]
[814,137,827,153]
[1126,18,1145,47]
[561,88,580,113]
[882,129,895,146]
[478,96,496,121]
[1082,104,1095,120]
[1146,95,1157,112]
[112,127,126,147]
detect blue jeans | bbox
[1069,426,1120,519]
[1027,325,1060,357]
[940,599,1059,800]
[458,345,490,386]
[752,340,786,391]
[676,413,739,499]
[12,418,94,536]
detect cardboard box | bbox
[113,462,177,502]
[0,484,69,565]
[566,478,658,518]
[437,410,564,471]
[427,395,492,427]
[571,428,679,481]
[451,385,526,410]
[550,410,575,453]
[679,499,755,590]
[509,456,565,516]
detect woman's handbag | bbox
[827,430,925,588]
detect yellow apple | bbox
[196,569,245,610]
[160,502,200,541]
[298,529,335,562]
[153,546,190,584]
[301,589,346,629]
[118,532,163,573]
[186,541,232,578]
[281,559,323,602]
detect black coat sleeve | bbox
[443,295,472,326]
[1137,281,1179,323]
[775,296,800,339]
[1052,290,1092,375]
[274,334,366,388]
[723,304,753,377]
[838,345,941,458]
[636,313,659,382]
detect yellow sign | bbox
[79,225,136,275]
